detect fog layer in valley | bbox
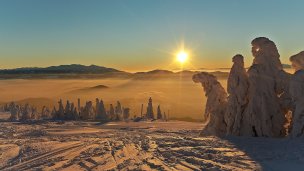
[0,75,227,120]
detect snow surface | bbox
[0,113,303,170]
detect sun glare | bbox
[176,51,188,63]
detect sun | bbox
[176,51,188,63]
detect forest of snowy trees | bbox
[1,97,167,122]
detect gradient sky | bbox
[0,0,304,72]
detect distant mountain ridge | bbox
[0,64,125,74]
[0,64,231,79]
[135,69,175,75]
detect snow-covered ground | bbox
[0,112,303,171]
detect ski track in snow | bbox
[0,120,303,171]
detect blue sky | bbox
[0,0,303,71]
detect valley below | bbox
[0,72,227,120]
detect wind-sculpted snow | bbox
[225,55,248,136]
[289,51,304,137]
[242,37,289,137]
[192,72,228,136]
[193,37,294,137]
[290,51,304,69]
